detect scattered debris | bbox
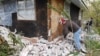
[20,36,86,56]
[0,26,86,56]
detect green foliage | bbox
[70,51,79,56]
[8,32,24,47]
[95,27,100,35]
[47,3,70,19]
[0,32,24,56]
[83,0,100,27]
[0,41,16,56]
[86,39,100,50]
[85,37,100,56]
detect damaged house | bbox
[0,0,87,40]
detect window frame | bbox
[17,0,36,21]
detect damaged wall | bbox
[15,0,48,39]
[0,0,85,41]
[36,0,48,39]
[49,0,64,41]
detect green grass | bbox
[0,41,16,56]
[85,37,100,56]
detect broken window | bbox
[17,0,36,20]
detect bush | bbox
[0,32,23,56]
[93,27,100,35]
[85,37,100,56]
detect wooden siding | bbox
[49,0,64,41]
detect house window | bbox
[17,0,36,20]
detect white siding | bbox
[0,1,17,26]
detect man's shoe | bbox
[81,49,87,54]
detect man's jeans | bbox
[74,28,81,51]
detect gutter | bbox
[80,0,88,9]
[71,0,88,9]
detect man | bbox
[84,18,93,32]
[89,18,93,26]
[59,17,86,53]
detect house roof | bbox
[71,0,88,9]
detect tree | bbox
[83,0,100,27]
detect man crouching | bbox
[59,17,87,53]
